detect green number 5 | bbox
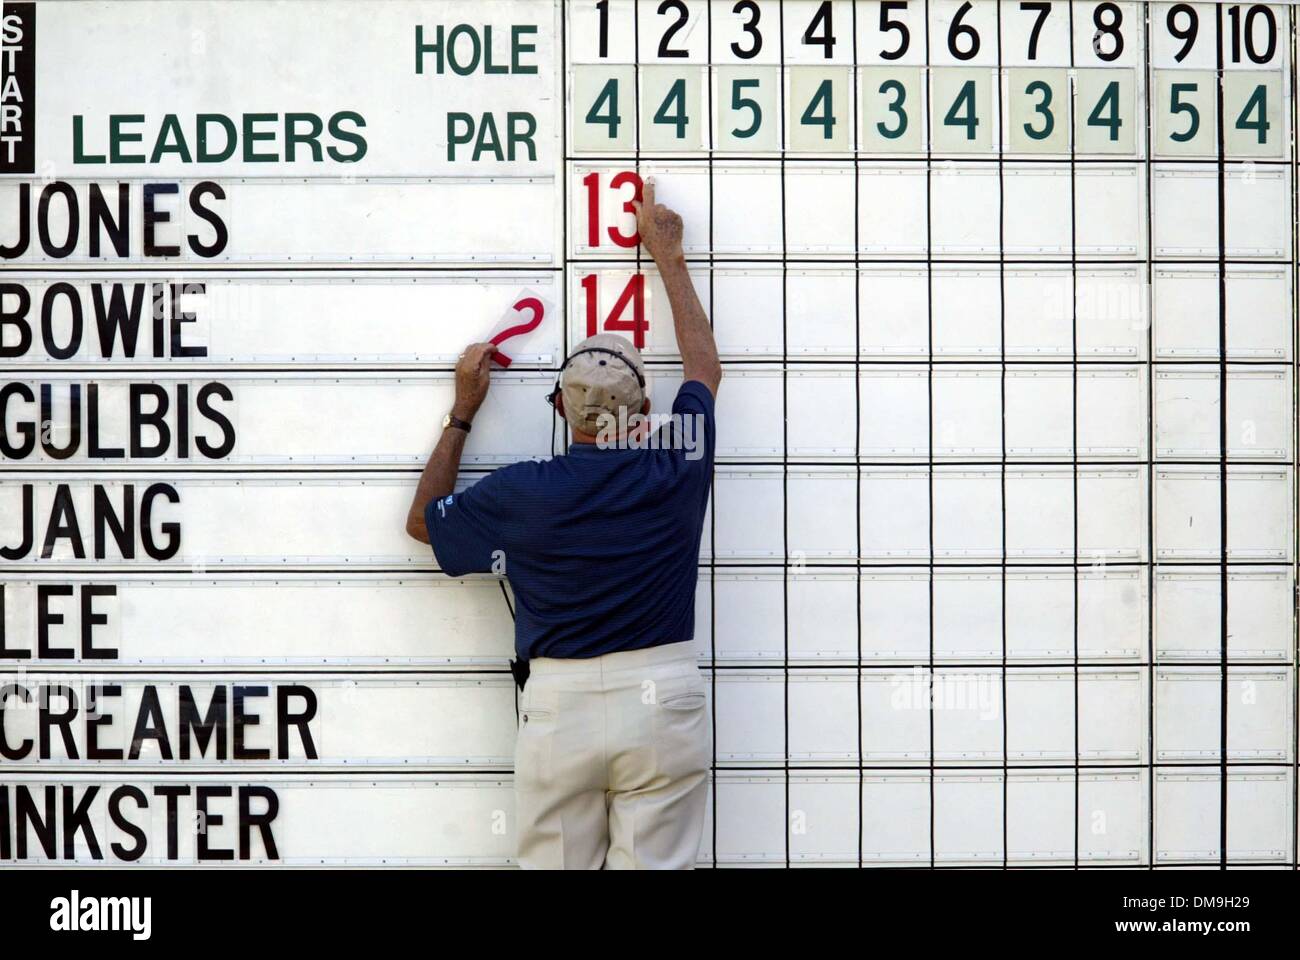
[1169,82,1200,143]
[731,79,762,138]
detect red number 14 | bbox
[582,273,646,348]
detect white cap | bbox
[559,334,648,435]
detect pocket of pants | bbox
[518,676,555,725]
[520,705,555,724]
[515,699,556,786]
[651,673,710,779]
[659,691,707,712]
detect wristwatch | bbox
[442,412,473,433]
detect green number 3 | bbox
[1023,80,1054,140]
[877,80,908,139]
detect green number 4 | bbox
[1087,81,1122,142]
[586,78,621,137]
[1236,84,1269,144]
[654,78,689,139]
[801,79,836,139]
[944,80,978,140]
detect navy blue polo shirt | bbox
[425,380,716,661]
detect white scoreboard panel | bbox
[0,0,1297,869]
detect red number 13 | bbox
[583,170,643,248]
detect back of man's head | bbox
[559,333,647,436]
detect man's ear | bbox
[555,393,566,417]
[641,397,651,415]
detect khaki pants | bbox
[514,640,711,869]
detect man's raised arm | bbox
[634,179,722,396]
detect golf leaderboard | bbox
[0,0,1296,868]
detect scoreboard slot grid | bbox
[707,0,722,868]
[1142,0,1158,868]
[1292,0,1300,872]
[924,0,938,868]
[996,0,1008,869]
[851,0,866,868]
[559,0,1298,868]
[1068,0,1083,872]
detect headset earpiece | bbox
[544,347,645,413]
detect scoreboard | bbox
[0,0,1297,867]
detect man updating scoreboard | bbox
[406,181,721,870]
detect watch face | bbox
[441,414,451,429]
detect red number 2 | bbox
[490,296,545,367]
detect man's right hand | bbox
[633,178,684,264]
[631,178,721,396]
[451,341,498,421]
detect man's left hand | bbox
[452,342,498,421]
